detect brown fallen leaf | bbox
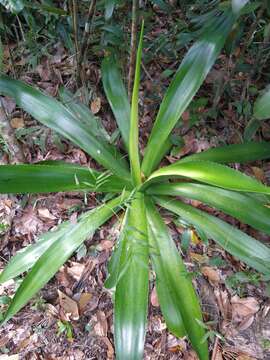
[91,97,101,114]
[201,266,220,284]
[10,117,24,129]
[231,296,260,320]
[78,292,92,313]
[251,166,266,183]
[67,262,85,281]
[94,310,108,337]
[58,290,79,321]
[38,208,56,220]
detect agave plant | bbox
[0,1,270,359]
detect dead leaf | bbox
[58,290,79,321]
[10,117,24,129]
[251,167,266,182]
[231,296,260,320]
[78,292,92,313]
[94,310,108,336]
[101,337,114,359]
[90,97,101,114]
[38,208,56,220]
[201,266,220,284]
[67,262,85,281]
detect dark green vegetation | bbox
[0,1,270,359]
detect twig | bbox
[69,0,82,87]
[80,0,97,60]
[128,0,139,99]
[0,98,25,164]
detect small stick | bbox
[128,0,139,100]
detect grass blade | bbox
[156,196,270,275]
[145,161,270,195]
[148,182,270,235]
[0,163,132,194]
[178,142,270,164]
[102,55,131,150]
[129,21,144,186]
[114,192,148,360]
[146,198,208,360]
[2,194,128,323]
[142,3,247,176]
[0,75,130,180]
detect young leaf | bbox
[178,142,270,164]
[129,21,144,186]
[146,198,208,360]
[0,75,130,180]
[2,194,128,323]
[145,161,270,195]
[114,192,149,360]
[102,56,131,149]
[148,182,270,235]
[0,163,132,194]
[156,196,270,275]
[254,86,270,120]
[141,3,248,176]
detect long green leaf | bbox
[156,196,270,275]
[114,192,148,360]
[179,142,270,164]
[141,2,247,176]
[2,194,128,323]
[0,219,74,283]
[0,163,132,194]
[145,161,270,194]
[58,87,110,141]
[254,86,270,120]
[0,75,130,180]
[146,198,208,360]
[148,182,270,235]
[129,22,144,186]
[102,56,131,149]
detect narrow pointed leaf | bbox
[0,219,74,283]
[146,198,208,360]
[115,193,148,360]
[148,182,270,235]
[105,211,129,289]
[145,161,270,195]
[156,196,270,275]
[129,22,144,186]
[102,56,130,149]
[142,3,247,176]
[254,86,270,120]
[0,164,132,194]
[2,194,128,323]
[59,87,110,141]
[179,142,270,164]
[0,75,130,179]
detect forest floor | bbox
[0,4,270,360]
